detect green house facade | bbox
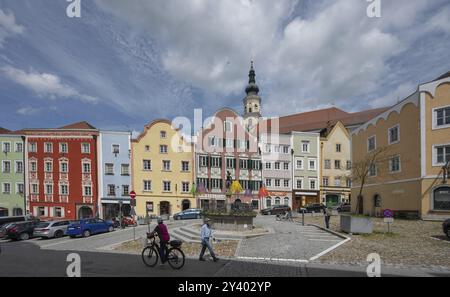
[0,132,26,217]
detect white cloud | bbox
[1,66,99,103]
[0,9,24,46]
[16,106,41,116]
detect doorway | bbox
[78,206,93,219]
[182,200,191,211]
[160,201,170,216]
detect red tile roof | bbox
[0,127,11,134]
[58,121,96,130]
[260,107,389,134]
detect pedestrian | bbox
[323,205,331,229]
[199,218,219,262]
[150,217,170,264]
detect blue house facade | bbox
[97,131,132,220]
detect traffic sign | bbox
[384,217,394,223]
[383,209,393,218]
[130,191,136,199]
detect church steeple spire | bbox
[245,61,259,96]
[243,61,262,132]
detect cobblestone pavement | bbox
[295,214,450,270]
[235,215,345,261]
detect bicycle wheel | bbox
[142,246,159,267]
[167,248,185,270]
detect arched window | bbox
[374,195,381,208]
[266,197,272,208]
[284,197,289,206]
[275,197,281,205]
[434,186,450,210]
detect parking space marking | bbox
[308,238,343,242]
[238,256,309,263]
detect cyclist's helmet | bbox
[157,217,163,224]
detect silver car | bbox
[33,220,71,239]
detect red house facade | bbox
[20,122,99,220]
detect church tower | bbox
[243,61,262,132]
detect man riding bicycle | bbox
[149,217,170,263]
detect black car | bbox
[302,204,324,213]
[336,203,351,213]
[443,219,450,239]
[6,221,41,241]
[260,205,291,215]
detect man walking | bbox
[199,218,219,262]
[323,205,331,229]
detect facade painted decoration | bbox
[97,130,132,220]
[131,120,195,218]
[0,129,25,217]
[351,73,450,220]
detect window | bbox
[54,207,62,218]
[265,145,272,153]
[17,183,24,194]
[122,185,129,196]
[389,156,401,173]
[15,142,23,153]
[239,159,248,170]
[346,179,352,188]
[82,162,91,173]
[368,136,376,152]
[302,141,310,152]
[143,160,152,171]
[283,162,289,170]
[310,179,316,190]
[324,160,331,169]
[274,162,280,170]
[121,164,130,175]
[336,144,342,152]
[334,178,341,187]
[433,186,450,210]
[346,161,352,170]
[144,145,151,152]
[38,207,45,217]
[112,144,120,154]
[3,183,11,194]
[266,198,272,207]
[81,143,90,154]
[105,163,114,175]
[335,160,341,170]
[45,161,52,172]
[265,162,272,170]
[274,146,280,153]
[182,182,190,193]
[108,185,116,196]
[60,143,68,153]
[211,179,222,189]
[143,180,152,192]
[15,161,23,173]
[435,145,450,165]
[323,177,329,187]
[84,186,92,196]
[160,131,167,139]
[211,157,221,168]
[284,197,289,206]
[31,161,37,172]
[368,164,377,177]
[182,161,189,172]
[265,179,272,187]
[275,197,281,205]
[296,159,303,170]
[31,184,39,194]
[225,138,234,149]
[159,145,168,154]
[45,184,53,195]
[283,180,289,188]
[60,184,68,195]
[199,156,208,167]
[308,159,317,171]
[224,121,233,132]
[275,179,281,187]
[162,160,171,171]
[282,146,290,154]
[388,125,400,145]
[296,179,303,189]
[2,142,11,153]
[435,106,450,127]
[226,158,235,169]
[43,142,52,153]
[29,142,37,153]
[2,161,11,173]
[163,181,171,192]
[208,137,218,148]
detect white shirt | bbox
[200,224,212,239]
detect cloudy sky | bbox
[0,0,449,133]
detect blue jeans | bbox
[199,238,216,259]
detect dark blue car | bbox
[66,218,114,238]
[173,209,203,220]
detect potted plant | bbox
[340,213,373,234]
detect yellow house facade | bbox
[320,121,352,206]
[351,73,450,220]
[131,119,195,218]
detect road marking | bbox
[309,237,351,261]
[429,236,450,244]
[307,239,343,242]
[238,256,309,263]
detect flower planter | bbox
[206,214,256,231]
[340,214,373,234]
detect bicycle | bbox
[141,233,185,270]
[276,211,294,222]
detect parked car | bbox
[0,215,37,226]
[6,221,41,241]
[0,223,15,239]
[173,209,203,220]
[33,220,71,239]
[443,219,450,239]
[302,203,324,213]
[66,218,114,238]
[260,205,291,216]
[336,203,351,213]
